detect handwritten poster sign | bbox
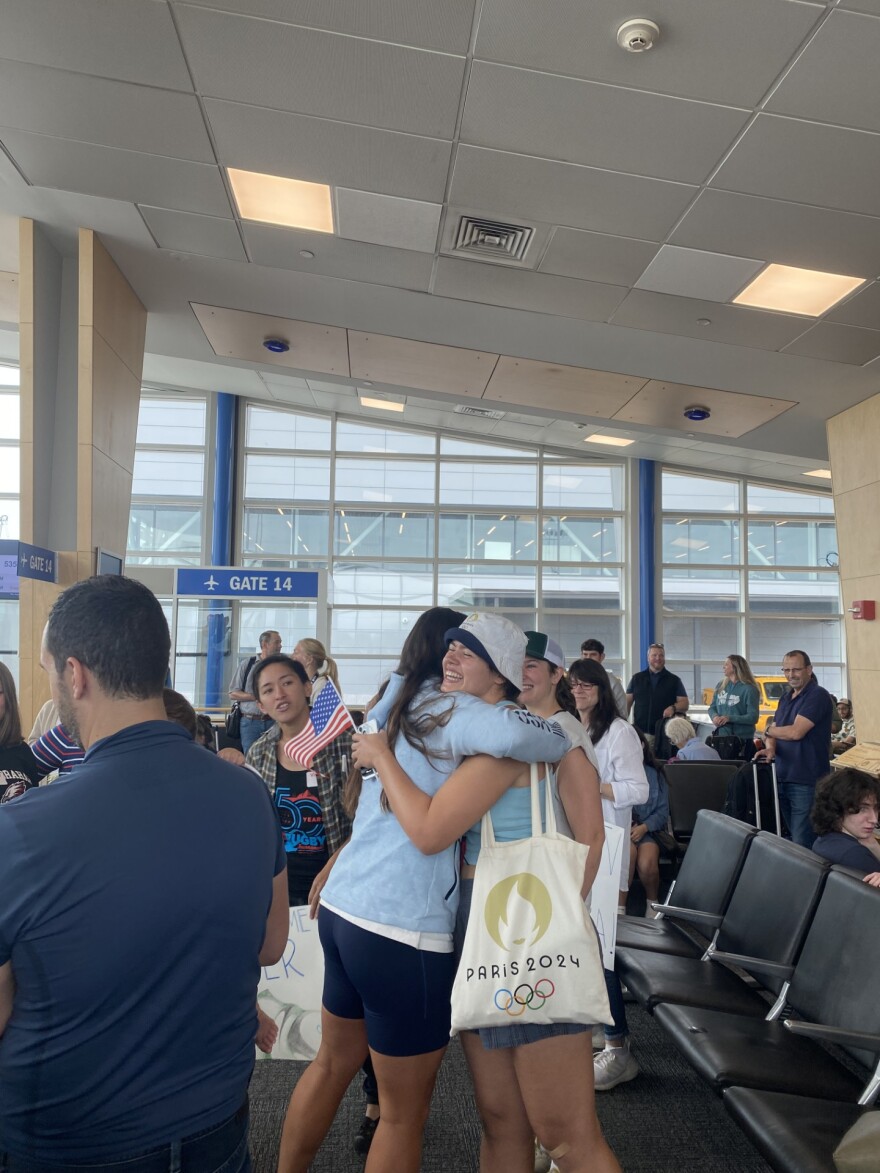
[256,906,325,1062]
[588,822,625,970]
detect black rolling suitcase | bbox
[724,760,784,835]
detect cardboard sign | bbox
[255,905,324,1062]
[588,822,626,970]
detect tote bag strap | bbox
[481,760,557,848]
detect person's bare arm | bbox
[259,871,289,965]
[352,731,524,854]
[765,715,815,743]
[307,841,348,919]
[555,748,604,899]
[0,961,14,1038]
[229,689,254,703]
[626,693,634,716]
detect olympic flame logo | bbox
[484,872,553,951]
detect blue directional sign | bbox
[16,541,57,583]
[175,567,320,600]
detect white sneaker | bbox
[593,1043,639,1091]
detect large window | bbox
[127,396,208,566]
[240,405,626,704]
[0,364,20,683]
[661,470,843,700]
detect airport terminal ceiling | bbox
[1,0,880,482]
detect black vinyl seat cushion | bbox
[614,915,705,958]
[616,948,772,1017]
[653,1003,866,1102]
[723,1088,867,1173]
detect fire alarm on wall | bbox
[617,18,660,52]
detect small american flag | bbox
[283,679,354,767]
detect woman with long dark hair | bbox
[276,609,570,1173]
[568,656,649,1093]
[0,663,40,803]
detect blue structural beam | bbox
[638,460,656,669]
[205,394,236,707]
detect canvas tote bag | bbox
[451,763,612,1033]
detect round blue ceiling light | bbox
[263,338,290,354]
[683,405,711,422]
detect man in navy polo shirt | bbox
[0,576,288,1171]
[756,648,833,847]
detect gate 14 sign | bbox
[174,567,320,600]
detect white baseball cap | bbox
[444,613,527,689]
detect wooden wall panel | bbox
[828,395,880,743]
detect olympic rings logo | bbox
[493,979,556,1017]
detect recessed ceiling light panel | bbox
[359,394,405,413]
[803,468,832,480]
[584,433,635,447]
[733,264,865,317]
[228,168,334,234]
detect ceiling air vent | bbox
[454,216,534,263]
[454,404,506,420]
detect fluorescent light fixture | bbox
[359,394,405,413]
[227,168,334,233]
[583,433,635,447]
[733,264,865,316]
[803,468,832,480]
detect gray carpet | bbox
[248,1003,771,1172]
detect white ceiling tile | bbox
[838,0,880,12]
[782,322,880,365]
[450,146,698,240]
[141,353,265,395]
[140,208,247,263]
[434,257,626,322]
[461,62,749,184]
[0,62,213,162]
[179,0,477,53]
[712,114,880,218]
[260,373,311,392]
[176,5,466,138]
[243,224,434,291]
[767,10,880,134]
[826,283,880,330]
[204,101,452,203]
[474,0,825,108]
[540,229,659,285]
[336,190,441,253]
[0,0,192,88]
[0,131,232,217]
[611,288,809,350]
[670,189,880,278]
[635,245,764,301]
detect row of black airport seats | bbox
[614,810,880,1173]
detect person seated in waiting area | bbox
[811,767,880,875]
[629,732,670,917]
[665,717,721,762]
[831,698,856,756]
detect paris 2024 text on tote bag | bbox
[451,762,612,1033]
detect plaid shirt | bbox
[246,723,353,855]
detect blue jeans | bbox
[603,968,629,1042]
[239,716,274,756]
[0,1103,249,1173]
[777,782,815,847]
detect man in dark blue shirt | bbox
[0,576,288,1170]
[756,648,833,847]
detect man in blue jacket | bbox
[756,649,833,847]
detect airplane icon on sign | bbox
[204,575,219,592]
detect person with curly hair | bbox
[811,767,880,875]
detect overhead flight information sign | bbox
[175,567,320,600]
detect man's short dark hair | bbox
[259,630,279,648]
[812,767,880,836]
[783,649,811,666]
[581,639,605,655]
[252,654,309,697]
[46,576,170,700]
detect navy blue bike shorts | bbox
[319,906,456,1056]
